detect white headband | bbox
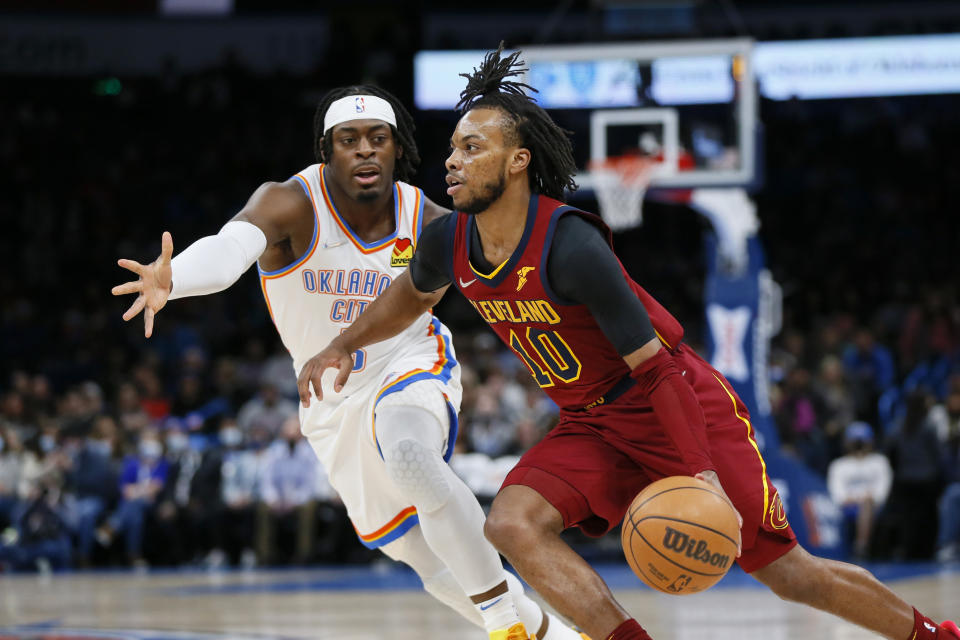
[323,95,397,133]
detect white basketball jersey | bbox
[258,163,432,395]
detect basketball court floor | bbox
[1,561,957,639]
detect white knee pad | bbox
[382,435,451,513]
[377,405,452,513]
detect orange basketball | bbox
[621,476,740,595]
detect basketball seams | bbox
[632,515,740,548]
[634,485,729,512]
[625,510,674,593]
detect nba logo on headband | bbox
[324,94,397,132]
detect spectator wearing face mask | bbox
[18,425,65,506]
[149,424,202,565]
[827,422,892,558]
[63,415,119,567]
[96,428,168,567]
[4,427,70,572]
[255,416,316,565]
[0,427,25,531]
[203,419,260,568]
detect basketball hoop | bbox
[587,155,661,231]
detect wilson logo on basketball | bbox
[661,526,731,569]
[391,237,413,267]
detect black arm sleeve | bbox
[547,214,657,356]
[409,212,453,292]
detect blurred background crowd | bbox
[2,1,960,572]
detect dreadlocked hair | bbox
[455,44,578,200]
[312,85,420,183]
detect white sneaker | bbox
[240,548,257,569]
[937,545,958,563]
[204,548,226,569]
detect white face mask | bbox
[166,432,189,453]
[220,428,243,448]
[139,440,163,459]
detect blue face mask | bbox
[0,435,5,453]
[40,435,56,453]
[88,439,112,456]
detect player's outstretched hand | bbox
[297,339,355,408]
[112,231,174,338]
[696,470,744,557]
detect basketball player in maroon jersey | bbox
[297,47,959,640]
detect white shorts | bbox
[301,321,461,549]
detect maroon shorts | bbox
[502,345,797,574]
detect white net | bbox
[587,156,659,231]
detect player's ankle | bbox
[912,608,947,640]
[475,591,521,632]
[607,619,652,640]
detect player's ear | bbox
[509,148,531,175]
[318,136,327,162]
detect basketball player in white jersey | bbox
[112,85,585,640]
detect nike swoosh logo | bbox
[458,277,477,288]
[479,597,502,611]
[323,240,346,249]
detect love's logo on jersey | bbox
[516,266,535,291]
[391,237,413,267]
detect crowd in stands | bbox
[2,67,959,571]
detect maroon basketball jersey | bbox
[449,194,684,410]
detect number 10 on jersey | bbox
[509,328,581,387]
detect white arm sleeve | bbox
[168,220,268,300]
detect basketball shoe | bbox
[490,623,532,640]
[942,620,959,638]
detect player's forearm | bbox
[629,347,715,475]
[169,221,267,300]
[336,270,440,351]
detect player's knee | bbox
[484,508,523,554]
[382,437,451,513]
[484,501,540,555]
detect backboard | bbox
[517,39,758,191]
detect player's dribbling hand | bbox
[112,231,174,338]
[297,338,356,407]
[696,470,744,557]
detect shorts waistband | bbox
[579,374,636,411]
